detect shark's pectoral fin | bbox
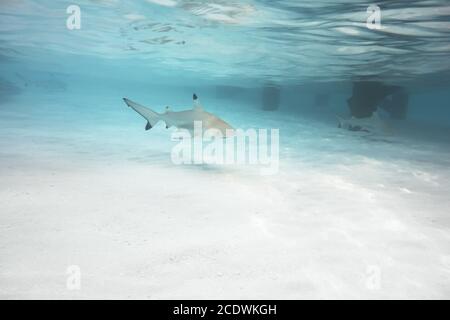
[145,121,152,130]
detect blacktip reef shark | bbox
[336,111,391,134]
[123,94,234,137]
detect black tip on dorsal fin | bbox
[193,93,198,100]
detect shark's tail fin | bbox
[123,98,161,130]
[335,114,345,128]
[372,110,381,119]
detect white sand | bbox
[1,92,449,299]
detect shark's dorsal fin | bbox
[193,93,203,111]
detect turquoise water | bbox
[1,0,450,83]
[1,1,450,299]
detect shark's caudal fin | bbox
[123,98,161,130]
[335,115,346,128]
[371,110,381,119]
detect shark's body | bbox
[123,94,233,137]
[336,111,390,133]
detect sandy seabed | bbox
[1,92,449,299]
